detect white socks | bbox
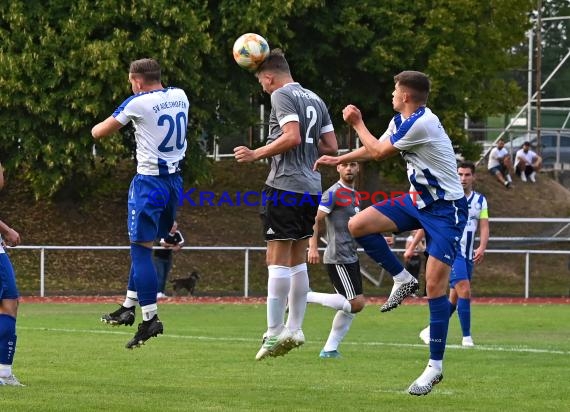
[286,264,309,332]
[267,265,291,335]
[307,291,352,313]
[122,290,138,309]
[0,364,12,378]
[141,303,157,321]
[393,269,414,283]
[428,359,443,371]
[323,311,355,352]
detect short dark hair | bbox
[458,161,475,173]
[394,71,430,103]
[129,58,161,83]
[523,141,530,146]
[256,48,290,75]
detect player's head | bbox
[522,141,531,152]
[255,49,291,94]
[393,71,430,108]
[458,161,475,192]
[128,58,162,93]
[337,161,359,185]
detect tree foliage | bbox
[0,0,535,198]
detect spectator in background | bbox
[515,141,542,183]
[154,221,184,299]
[487,138,513,188]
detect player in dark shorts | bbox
[234,49,338,360]
[307,161,364,358]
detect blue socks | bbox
[0,314,16,366]
[428,296,450,361]
[127,263,136,292]
[456,297,471,337]
[131,243,158,306]
[355,234,404,276]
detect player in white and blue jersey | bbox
[92,58,189,349]
[418,161,489,347]
[315,71,467,396]
[0,163,24,386]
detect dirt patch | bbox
[20,296,570,305]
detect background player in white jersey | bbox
[92,58,189,349]
[233,49,338,360]
[307,161,364,358]
[415,161,489,347]
[315,71,468,395]
[0,163,24,386]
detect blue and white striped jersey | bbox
[380,107,464,208]
[459,191,488,260]
[113,87,189,176]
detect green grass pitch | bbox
[2,302,569,411]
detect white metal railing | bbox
[9,245,569,299]
[7,216,570,299]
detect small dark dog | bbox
[170,271,200,296]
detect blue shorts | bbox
[450,254,474,287]
[373,194,467,267]
[488,166,503,175]
[127,173,182,243]
[0,253,19,299]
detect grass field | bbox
[2,302,569,411]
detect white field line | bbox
[18,326,570,356]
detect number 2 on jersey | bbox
[157,112,187,152]
[305,105,317,144]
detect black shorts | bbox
[260,186,319,241]
[325,261,362,300]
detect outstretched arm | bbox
[234,121,301,162]
[343,105,399,160]
[92,116,124,139]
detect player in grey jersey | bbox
[307,161,364,358]
[234,49,338,360]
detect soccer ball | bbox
[232,33,270,71]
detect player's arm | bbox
[473,218,489,264]
[314,146,374,169]
[318,131,339,156]
[234,121,301,162]
[343,105,399,161]
[0,219,20,247]
[308,209,328,265]
[91,116,124,139]
[404,229,425,261]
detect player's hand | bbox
[403,248,413,260]
[313,155,340,170]
[307,247,320,264]
[342,105,362,126]
[2,227,21,247]
[473,247,485,264]
[233,146,257,163]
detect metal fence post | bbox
[244,248,249,298]
[40,247,45,297]
[525,252,530,299]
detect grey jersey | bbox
[319,182,359,264]
[265,82,334,195]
